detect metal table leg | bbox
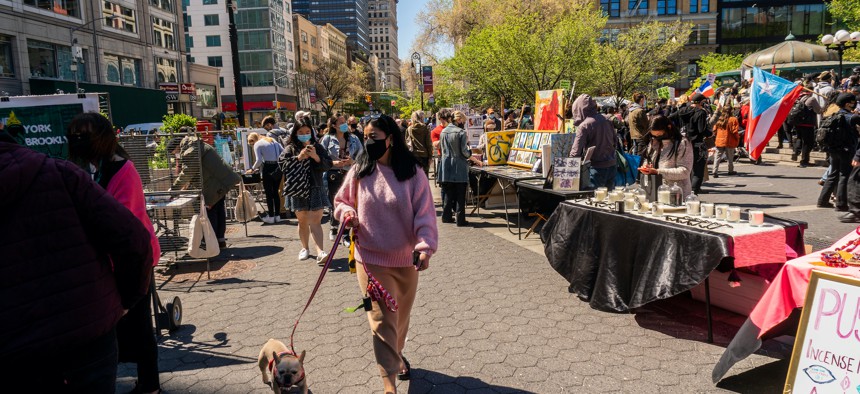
[705,277,713,343]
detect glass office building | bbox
[718,1,833,54]
[293,0,370,53]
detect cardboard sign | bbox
[553,157,581,190]
[785,271,860,393]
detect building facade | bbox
[184,0,298,125]
[320,23,348,65]
[367,0,400,90]
[0,0,187,125]
[293,13,320,72]
[716,0,831,55]
[293,0,370,54]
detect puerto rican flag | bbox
[697,80,715,98]
[746,67,803,161]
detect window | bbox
[301,31,308,43]
[235,9,269,29]
[219,76,224,88]
[688,24,709,45]
[701,0,709,13]
[152,17,175,49]
[302,50,308,61]
[206,35,221,46]
[0,35,13,77]
[27,40,86,81]
[657,0,676,15]
[238,31,270,50]
[690,0,697,13]
[185,35,193,48]
[155,57,177,83]
[237,52,271,71]
[311,37,316,48]
[288,40,293,52]
[600,28,621,44]
[103,1,137,33]
[207,56,223,67]
[150,0,172,11]
[204,14,219,26]
[104,54,141,86]
[628,0,647,16]
[24,0,81,18]
[183,14,191,30]
[203,0,217,4]
[239,72,274,87]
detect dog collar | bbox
[268,351,305,390]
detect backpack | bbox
[786,97,815,128]
[815,113,849,151]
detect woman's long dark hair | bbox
[355,115,419,182]
[287,118,317,151]
[644,115,682,160]
[66,112,129,166]
[326,116,339,135]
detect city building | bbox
[184,0,299,125]
[716,0,831,55]
[367,0,400,90]
[599,0,718,91]
[320,23,348,65]
[293,0,370,54]
[0,0,188,126]
[293,13,320,72]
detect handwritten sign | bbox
[785,271,860,393]
[553,157,581,190]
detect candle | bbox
[640,201,652,213]
[594,188,607,201]
[657,190,671,204]
[624,198,635,211]
[749,210,765,226]
[715,204,729,221]
[700,203,715,218]
[686,200,701,216]
[653,203,665,217]
[727,207,741,222]
[624,192,635,200]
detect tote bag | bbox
[234,181,257,223]
[281,155,311,199]
[188,198,220,259]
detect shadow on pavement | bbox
[716,358,790,393]
[156,326,256,372]
[406,369,535,393]
[223,244,285,260]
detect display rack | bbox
[507,130,558,169]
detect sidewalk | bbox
[119,179,807,392]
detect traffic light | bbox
[365,94,372,103]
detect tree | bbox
[445,7,604,108]
[589,21,692,106]
[305,59,366,118]
[696,53,746,76]
[829,0,860,61]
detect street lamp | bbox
[410,52,423,111]
[821,30,860,82]
[70,15,118,94]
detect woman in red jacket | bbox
[67,113,162,394]
[712,106,739,178]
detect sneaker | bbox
[262,216,275,224]
[329,231,336,241]
[712,173,719,178]
[298,248,310,260]
[839,213,860,223]
[273,216,282,223]
[317,251,329,266]
[817,202,835,209]
[791,152,798,161]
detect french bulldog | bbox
[257,339,307,394]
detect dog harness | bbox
[267,351,305,390]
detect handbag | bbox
[234,181,257,223]
[281,151,311,199]
[188,197,220,259]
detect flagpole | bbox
[801,86,827,99]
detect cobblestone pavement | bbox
[117,162,846,393]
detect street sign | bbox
[180,83,195,94]
[188,94,197,102]
[327,98,334,106]
[165,93,179,102]
[422,66,434,93]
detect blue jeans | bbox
[589,165,617,190]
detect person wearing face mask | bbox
[280,119,333,263]
[320,115,364,242]
[639,115,693,196]
[65,113,162,394]
[438,110,478,226]
[347,115,364,141]
[334,115,437,394]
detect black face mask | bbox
[365,137,388,161]
[68,134,93,163]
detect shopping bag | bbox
[280,156,311,199]
[234,182,257,223]
[188,197,220,259]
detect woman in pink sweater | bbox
[335,115,438,394]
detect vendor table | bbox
[542,200,806,342]
[712,230,859,383]
[145,192,211,277]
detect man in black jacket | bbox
[0,128,152,391]
[673,93,712,194]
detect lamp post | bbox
[410,52,423,111]
[821,30,860,82]
[70,15,118,94]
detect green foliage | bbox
[150,136,169,169]
[162,113,197,134]
[696,53,746,76]
[446,7,605,108]
[830,0,860,61]
[589,21,692,106]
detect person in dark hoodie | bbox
[0,120,153,391]
[672,92,712,194]
[569,94,618,190]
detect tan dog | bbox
[257,339,307,393]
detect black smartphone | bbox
[412,250,421,267]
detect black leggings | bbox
[206,197,226,240]
[442,182,467,224]
[262,163,282,218]
[327,170,345,231]
[117,282,160,392]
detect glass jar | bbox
[685,193,700,216]
[669,182,683,206]
[657,184,671,204]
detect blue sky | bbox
[397,0,427,60]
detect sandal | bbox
[397,356,411,381]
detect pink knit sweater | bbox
[334,164,438,268]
